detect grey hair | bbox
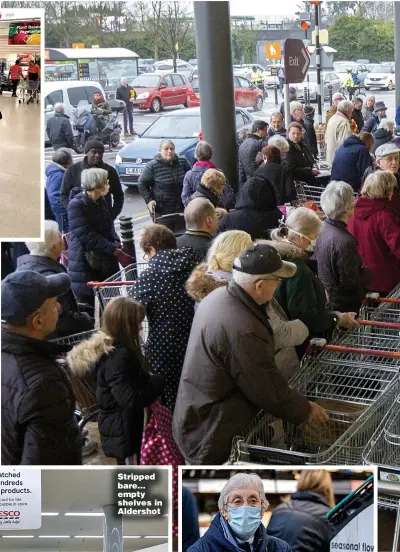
[268,134,289,154]
[81,168,108,191]
[26,220,60,257]
[270,111,283,121]
[361,171,396,199]
[52,147,73,166]
[218,473,269,511]
[184,198,216,228]
[332,92,344,103]
[195,140,212,161]
[337,100,353,114]
[366,95,375,102]
[54,102,65,114]
[290,101,303,115]
[159,139,175,151]
[352,96,363,106]
[378,119,394,133]
[271,206,322,241]
[320,181,355,220]
[120,77,128,84]
[232,269,267,285]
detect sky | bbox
[229,0,301,17]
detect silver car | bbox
[290,71,341,101]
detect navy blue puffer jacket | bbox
[67,190,119,304]
[331,135,372,192]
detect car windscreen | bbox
[131,75,160,87]
[369,65,392,73]
[142,115,201,139]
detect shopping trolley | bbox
[18,79,40,104]
[229,355,400,465]
[50,330,99,429]
[363,395,400,470]
[360,291,400,323]
[377,494,400,552]
[294,181,325,208]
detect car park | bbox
[129,73,190,112]
[364,64,395,90]
[152,59,194,78]
[186,76,264,111]
[115,106,255,187]
[290,71,341,101]
[333,62,369,86]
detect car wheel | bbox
[111,137,119,148]
[150,97,162,113]
[364,86,370,90]
[387,81,394,91]
[183,97,189,108]
[254,96,264,111]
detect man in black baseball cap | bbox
[173,243,328,465]
[60,137,124,218]
[1,270,82,465]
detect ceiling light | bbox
[124,536,142,539]
[143,536,169,539]
[74,535,103,538]
[42,512,60,516]
[39,535,70,538]
[2,536,35,538]
[65,512,104,516]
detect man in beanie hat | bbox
[1,270,82,465]
[361,100,388,134]
[60,138,124,218]
[173,243,328,464]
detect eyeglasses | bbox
[255,276,282,283]
[226,498,262,508]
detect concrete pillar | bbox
[395,1,400,109]
[103,504,123,552]
[194,1,239,191]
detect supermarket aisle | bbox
[0,95,40,238]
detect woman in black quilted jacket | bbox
[138,139,191,217]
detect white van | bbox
[44,80,106,143]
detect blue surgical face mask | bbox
[227,506,262,541]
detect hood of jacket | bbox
[354,197,393,220]
[235,176,277,211]
[16,254,64,274]
[54,112,70,120]
[343,135,363,148]
[267,239,307,261]
[373,128,392,141]
[66,330,114,377]
[45,162,66,179]
[291,490,331,509]
[149,247,200,276]
[193,160,217,170]
[185,263,229,302]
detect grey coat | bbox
[172,280,310,464]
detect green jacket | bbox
[270,240,338,336]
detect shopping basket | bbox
[51,330,99,429]
[377,494,400,552]
[229,362,399,465]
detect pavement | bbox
[45,87,396,228]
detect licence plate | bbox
[126,167,143,175]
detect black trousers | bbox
[11,79,19,96]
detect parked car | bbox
[115,106,255,187]
[186,76,264,111]
[333,62,369,86]
[263,65,280,88]
[235,64,265,80]
[44,63,78,81]
[364,64,395,90]
[44,80,105,144]
[188,58,198,66]
[152,59,194,78]
[129,73,190,113]
[138,58,156,67]
[290,71,341,101]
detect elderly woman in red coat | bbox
[347,170,400,295]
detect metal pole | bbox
[305,28,310,105]
[395,1,400,109]
[119,216,135,263]
[284,83,290,130]
[194,2,238,191]
[315,2,322,124]
[393,498,400,552]
[274,83,278,105]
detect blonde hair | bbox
[271,207,322,241]
[361,171,395,199]
[297,470,335,509]
[207,230,252,272]
[201,168,226,194]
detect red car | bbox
[130,73,190,113]
[187,76,264,111]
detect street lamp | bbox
[310,0,323,124]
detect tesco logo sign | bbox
[0,511,21,517]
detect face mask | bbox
[227,506,262,541]
[306,239,317,252]
[288,228,316,250]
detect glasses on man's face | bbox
[226,497,262,508]
[255,276,282,284]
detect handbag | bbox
[84,250,116,274]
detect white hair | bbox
[218,473,269,511]
[121,77,127,84]
[232,269,267,285]
[26,220,60,256]
[290,101,303,115]
[52,147,73,166]
[332,92,344,104]
[337,100,353,114]
[378,119,394,133]
[81,168,108,191]
[54,102,65,114]
[268,134,289,154]
[271,206,322,241]
[320,181,355,220]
